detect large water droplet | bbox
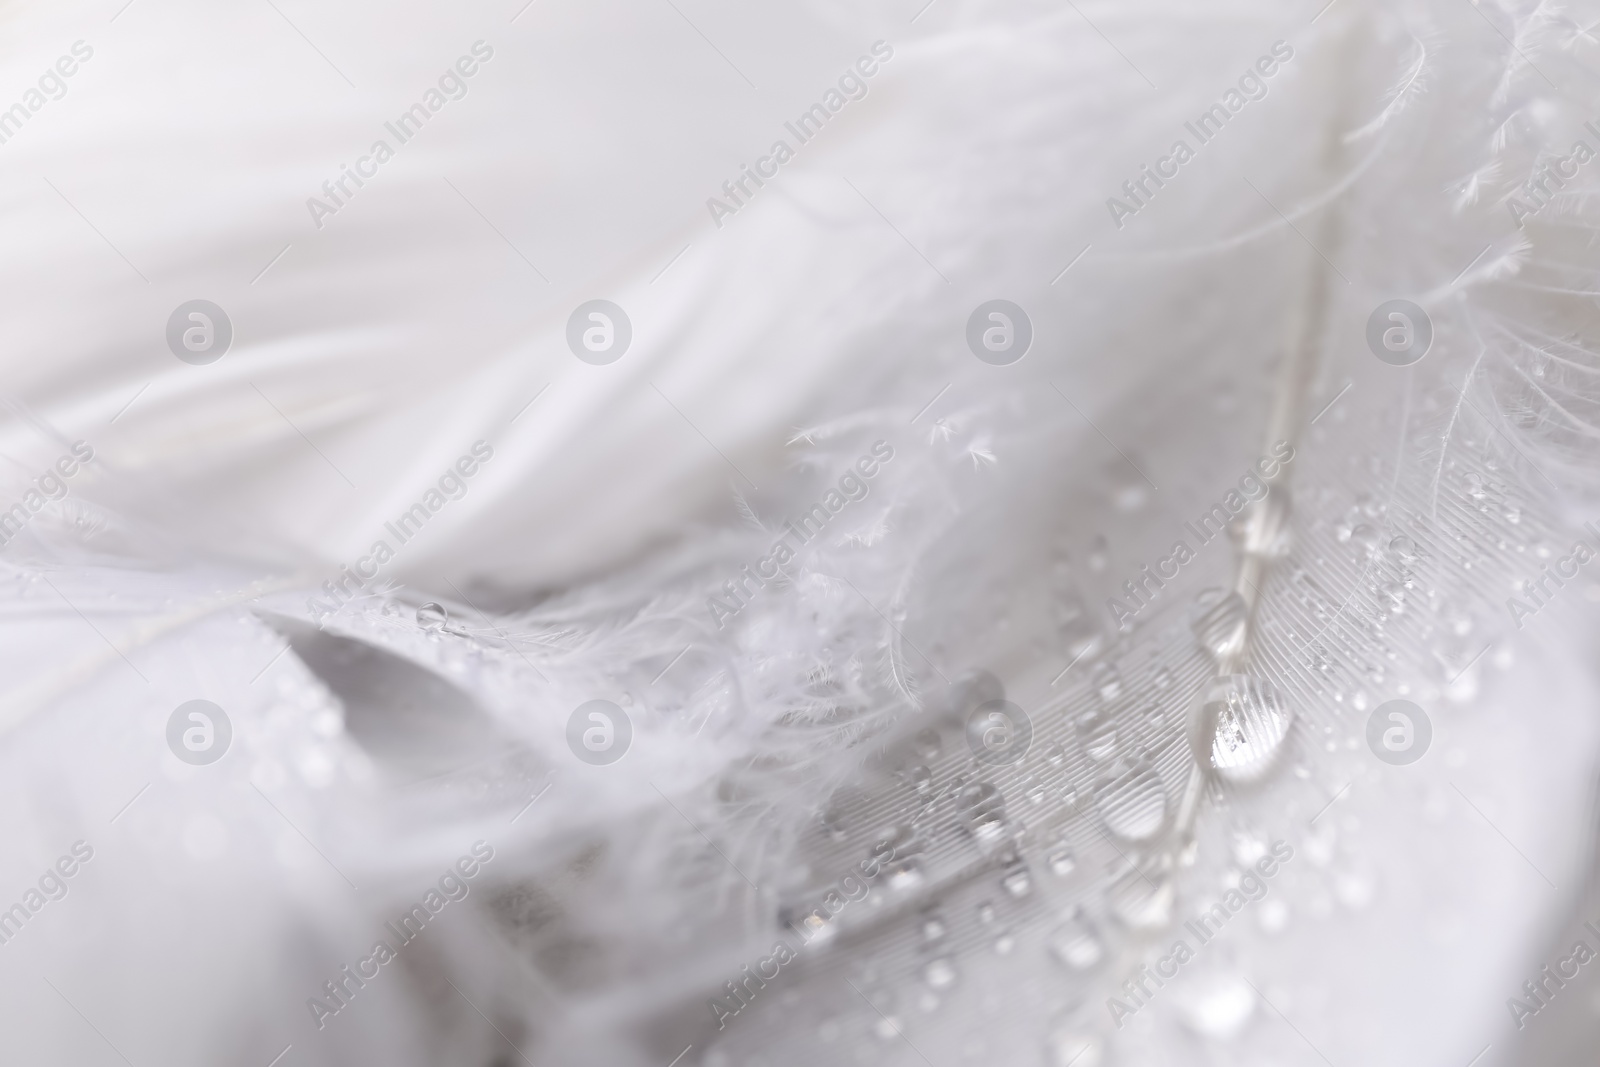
[1191,589,1248,661]
[417,602,448,632]
[1098,764,1168,840]
[1190,675,1293,783]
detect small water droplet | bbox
[959,783,1009,849]
[1154,666,1174,689]
[1177,972,1255,1040]
[922,957,958,989]
[1048,849,1076,877]
[1087,536,1109,573]
[993,930,1016,954]
[913,728,943,759]
[1042,741,1066,766]
[1049,915,1103,970]
[1091,661,1123,702]
[417,602,448,631]
[1077,708,1118,761]
[976,901,996,923]
[886,859,925,892]
[921,915,946,941]
[1001,865,1033,898]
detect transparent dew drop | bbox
[959,783,1010,849]
[908,765,933,794]
[1001,865,1033,898]
[1046,1031,1103,1067]
[1048,849,1076,877]
[977,901,996,923]
[1050,915,1104,970]
[1191,590,1249,661]
[873,1016,902,1041]
[1177,972,1256,1040]
[1388,535,1420,566]
[1043,741,1066,766]
[993,930,1016,955]
[417,602,448,632]
[1092,661,1124,702]
[886,858,925,893]
[923,957,958,990]
[1076,708,1118,761]
[1097,764,1169,841]
[921,915,946,941]
[1154,666,1174,690]
[1108,867,1175,930]
[913,728,943,759]
[1191,675,1294,784]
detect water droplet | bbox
[1049,915,1103,970]
[1191,675,1293,784]
[1154,666,1174,690]
[1001,865,1033,898]
[976,901,996,923]
[913,729,943,759]
[886,859,925,892]
[873,1016,903,1041]
[1077,708,1118,761]
[1191,589,1248,661]
[922,957,958,989]
[1091,661,1123,702]
[1097,764,1168,840]
[1388,535,1420,565]
[921,915,946,941]
[993,930,1016,954]
[908,765,933,793]
[1230,830,1267,867]
[959,783,1009,849]
[417,602,448,631]
[1465,472,1488,500]
[1177,972,1255,1040]
[1258,898,1289,933]
[1042,741,1066,766]
[1048,849,1076,877]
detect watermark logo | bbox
[964,699,1033,765]
[566,699,632,765]
[166,700,232,765]
[1365,300,1432,366]
[166,300,232,365]
[966,300,1032,365]
[1365,699,1430,765]
[566,300,631,365]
